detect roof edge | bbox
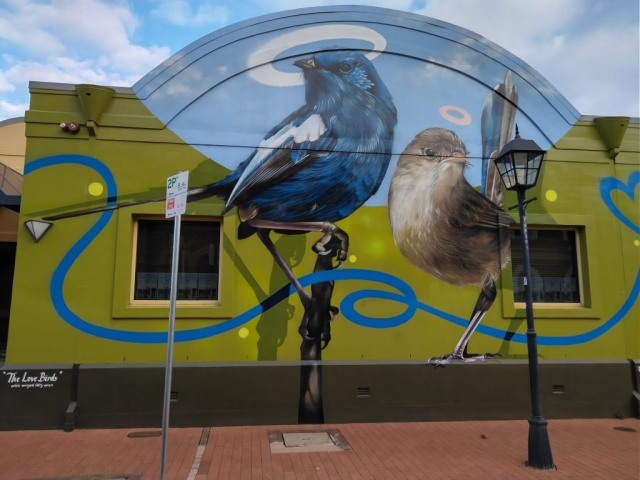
[579,115,640,124]
[29,81,134,94]
[0,116,25,128]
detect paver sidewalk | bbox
[0,418,638,480]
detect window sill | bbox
[502,302,601,319]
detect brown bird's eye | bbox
[339,62,352,73]
[424,148,436,158]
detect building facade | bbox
[1,6,638,430]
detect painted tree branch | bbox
[297,236,340,424]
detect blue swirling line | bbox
[25,155,640,345]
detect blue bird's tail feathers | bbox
[480,71,518,206]
[186,177,235,203]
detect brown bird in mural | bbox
[388,128,514,364]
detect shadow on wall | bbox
[257,234,307,360]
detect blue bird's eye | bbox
[424,148,436,158]
[338,62,352,73]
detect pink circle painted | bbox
[439,105,472,126]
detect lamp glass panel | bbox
[513,150,529,167]
[527,153,543,186]
[504,162,517,189]
[496,152,515,189]
[496,159,508,176]
[516,165,528,185]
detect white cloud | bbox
[416,0,640,117]
[0,99,28,119]
[192,4,231,26]
[422,52,479,78]
[0,71,15,93]
[152,0,230,26]
[250,0,414,13]
[151,0,192,25]
[2,58,143,89]
[0,0,637,121]
[0,0,172,120]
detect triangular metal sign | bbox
[24,220,53,243]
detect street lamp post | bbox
[494,125,555,470]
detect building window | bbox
[510,228,581,305]
[133,217,221,303]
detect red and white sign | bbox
[166,171,189,218]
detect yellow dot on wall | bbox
[634,240,640,247]
[545,190,557,202]
[238,328,249,339]
[349,255,357,263]
[88,182,104,196]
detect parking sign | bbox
[165,171,189,218]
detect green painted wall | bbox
[5,85,640,365]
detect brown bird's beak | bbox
[443,152,467,165]
[294,58,316,70]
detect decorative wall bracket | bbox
[594,116,630,160]
[75,84,115,137]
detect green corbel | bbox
[75,84,115,136]
[594,116,630,159]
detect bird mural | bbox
[388,72,518,364]
[48,50,397,343]
[40,49,396,424]
[189,50,397,325]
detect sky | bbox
[0,0,638,122]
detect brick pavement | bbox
[0,418,638,480]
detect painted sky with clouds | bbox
[0,0,638,122]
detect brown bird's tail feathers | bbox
[481,70,518,207]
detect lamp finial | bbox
[515,124,520,138]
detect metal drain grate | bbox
[268,429,352,454]
[357,387,370,397]
[283,432,333,448]
[127,431,162,438]
[552,385,565,394]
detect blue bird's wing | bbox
[480,71,518,206]
[224,108,336,210]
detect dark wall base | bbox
[0,364,73,430]
[1,360,637,431]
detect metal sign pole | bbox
[159,171,188,480]
[159,212,181,480]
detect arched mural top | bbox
[132,5,580,206]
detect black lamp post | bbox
[494,125,555,470]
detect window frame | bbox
[111,201,237,319]
[510,225,584,308]
[130,214,223,307]
[500,213,601,320]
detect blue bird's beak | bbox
[294,58,316,70]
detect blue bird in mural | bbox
[189,50,398,309]
[43,50,397,344]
